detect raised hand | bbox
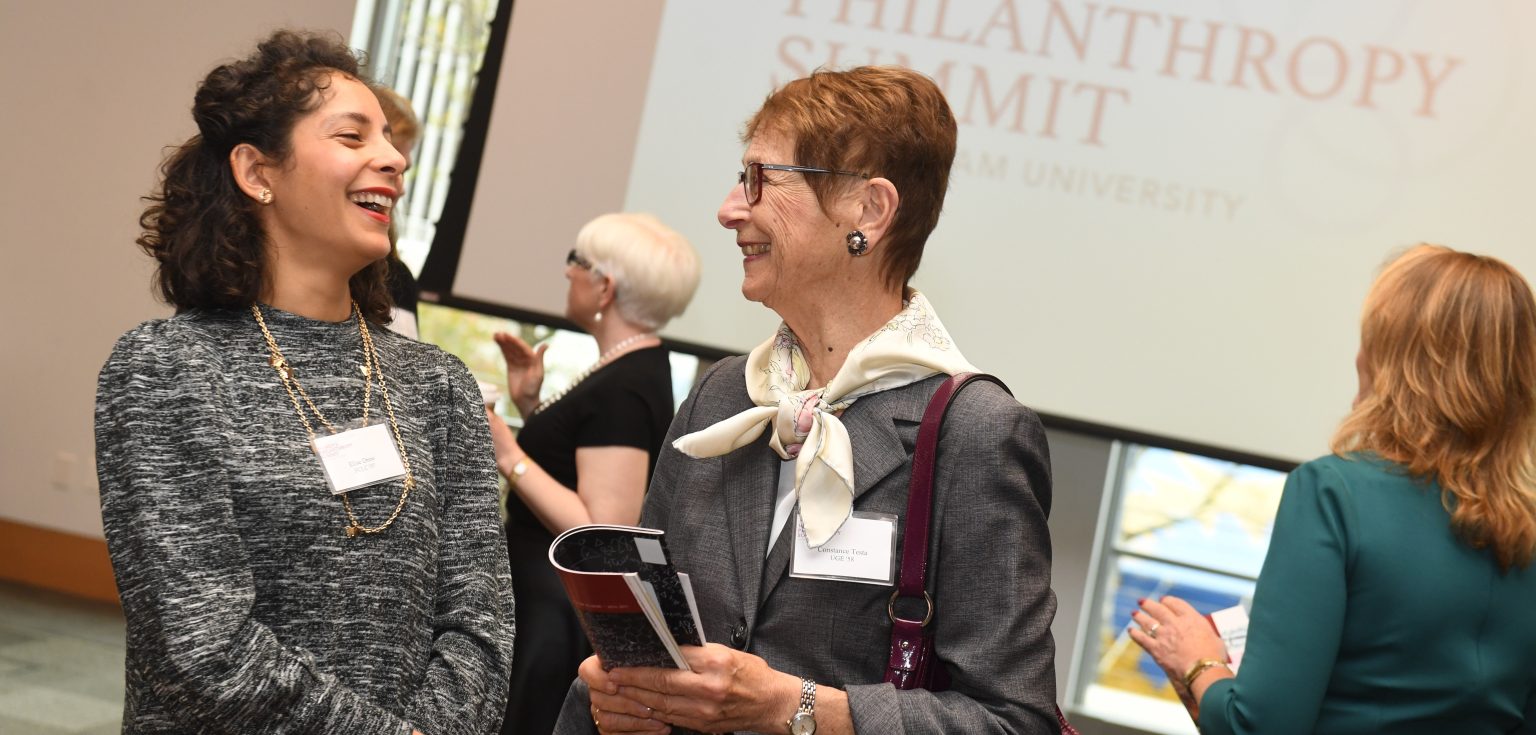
[493,331,548,417]
[1129,595,1232,719]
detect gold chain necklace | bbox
[253,303,416,537]
[529,332,657,416]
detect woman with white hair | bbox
[487,212,701,735]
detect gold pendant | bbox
[344,525,358,538]
[269,355,293,379]
[359,364,371,378]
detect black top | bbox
[507,345,674,535]
[500,345,675,734]
[385,255,419,317]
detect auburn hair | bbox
[1332,244,1536,570]
[744,66,957,291]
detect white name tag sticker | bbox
[311,423,407,495]
[790,511,897,586]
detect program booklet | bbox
[1206,604,1249,673]
[549,524,706,671]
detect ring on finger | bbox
[1148,621,1161,638]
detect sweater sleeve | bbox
[94,324,414,734]
[401,357,517,734]
[843,386,1060,734]
[1198,460,1354,735]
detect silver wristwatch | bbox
[787,677,816,734]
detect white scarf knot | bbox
[672,292,975,546]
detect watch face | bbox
[789,711,817,735]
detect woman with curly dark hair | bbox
[94,29,515,734]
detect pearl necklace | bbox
[530,332,657,416]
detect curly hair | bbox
[1332,244,1536,570]
[744,66,957,291]
[137,29,393,324]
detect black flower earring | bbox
[846,230,869,256]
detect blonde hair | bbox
[1332,244,1536,570]
[370,84,419,155]
[576,213,700,331]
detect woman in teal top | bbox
[1132,244,1536,734]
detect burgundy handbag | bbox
[885,372,1079,735]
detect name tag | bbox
[311,423,407,495]
[790,511,897,586]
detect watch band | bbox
[786,677,816,734]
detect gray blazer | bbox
[554,356,1058,734]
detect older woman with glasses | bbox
[486,212,700,735]
[555,66,1059,735]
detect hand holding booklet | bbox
[548,524,706,671]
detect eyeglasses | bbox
[566,248,593,270]
[737,162,869,205]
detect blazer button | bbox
[730,620,748,649]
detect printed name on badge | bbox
[311,422,407,495]
[790,511,898,586]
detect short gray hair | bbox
[576,213,701,331]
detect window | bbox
[351,0,501,275]
[416,301,704,425]
[1068,443,1287,734]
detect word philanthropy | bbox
[955,149,1245,220]
[777,0,1461,147]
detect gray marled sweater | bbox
[95,306,515,734]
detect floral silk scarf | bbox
[672,291,976,547]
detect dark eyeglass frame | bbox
[737,162,870,205]
[566,248,594,270]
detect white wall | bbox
[1044,428,1113,707]
[0,0,358,537]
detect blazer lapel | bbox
[758,514,794,606]
[845,380,934,499]
[722,433,779,629]
[756,377,939,606]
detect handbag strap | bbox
[894,372,1011,603]
[891,372,1080,735]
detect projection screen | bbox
[451,0,1536,463]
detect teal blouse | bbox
[1199,454,1536,734]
